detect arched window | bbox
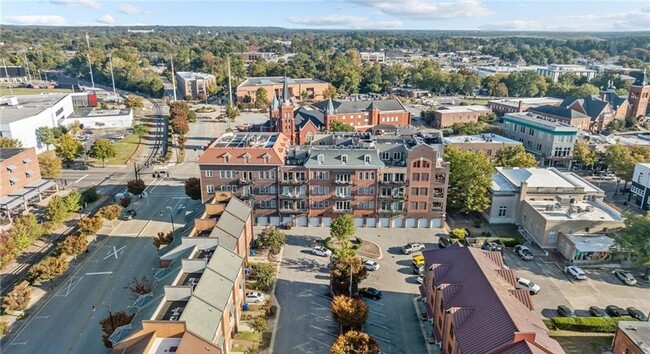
[341,154,348,164]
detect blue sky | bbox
[2,0,649,31]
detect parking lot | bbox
[503,248,650,318]
[273,227,440,354]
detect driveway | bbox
[273,227,442,354]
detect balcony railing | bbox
[280,208,308,214]
[238,194,254,200]
[238,178,255,185]
[379,194,404,200]
[333,208,353,213]
[280,193,307,199]
[379,179,408,185]
[333,194,353,200]
[333,180,353,185]
[280,179,308,185]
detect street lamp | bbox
[103,304,115,332]
[170,213,175,234]
[614,178,621,196]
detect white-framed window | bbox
[223,154,231,163]
[335,201,351,210]
[335,186,351,197]
[548,231,558,244]
[219,170,235,179]
[357,201,375,209]
[260,200,277,208]
[498,206,507,217]
[207,185,215,193]
[341,154,348,164]
[258,185,276,194]
[205,170,214,177]
[263,154,270,163]
[243,154,250,164]
[317,154,324,164]
[259,170,276,179]
[364,155,371,163]
[220,185,238,192]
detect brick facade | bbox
[1,148,41,197]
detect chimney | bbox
[518,100,523,112]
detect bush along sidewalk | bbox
[551,317,638,333]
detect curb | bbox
[267,246,285,354]
[412,297,438,354]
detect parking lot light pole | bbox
[104,304,115,332]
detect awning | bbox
[419,284,427,298]
[9,187,40,201]
[6,165,17,171]
[26,179,56,191]
[0,197,24,211]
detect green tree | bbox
[251,262,277,291]
[27,256,69,284]
[187,110,197,123]
[256,226,286,255]
[63,191,83,213]
[331,331,380,354]
[617,213,650,278]
[59,235,88,255]
[126,179,146,195]
[132,124,147,143]
[493,145,538,168]
[329,121,356,132]
[82,186,99,203]
[89,139,117,167]
[54,134,84,163]
[226,104,240,121]
[254,87,270,109]
[45,195,69,224]
[38,151,62,178]
[574,140,598,169]
[603,143,650,187]
[330,256,368,297]
[251,317,268,333]
[37,126,57,150]
[184,177,202,200]
[0,137,22,148]
[10,214,45,251]
[330,215,356,244]
[324,84,338,99]
[450,122,485,135]
[2,281,32,312]
[331,295,369,331]
[444,146,493,214]
[79,216,104,236]
[124,95,144,110]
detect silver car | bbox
[614,270,637,286]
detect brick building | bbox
[628,70,650,120]
[488,97,563,116]
[175,71,216,99]
[421,246,565,354]
[198,130,449,228]
[443,133,522,158]
[430,105,492,128]
[236,76,330,103]
[112,193,253,354]
[612,321,650,354]
[528,105,592,131]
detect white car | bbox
[401,242,425,255]
[362,260,380,271]
[516,277,540,295]
[416,276,424,284]
[513,245,534,261]
[312,246,332,257]
[245,291,265,303]
[565,266,587,280]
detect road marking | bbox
[366,319,389,329]
[104,245,126,260]
[34,315,49,319]
[309,337,332,347]
[310,301,329,310]
[74,174,89,184]
[85,271,113,275]
[369,310,386,317]
[55,276,84,297]
[372,333,393,343]
[311,313,337,325]
[10,342,27,345]
[309,325,337,337]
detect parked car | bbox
[605,305,627,317]
[627,307,648,321]
[401,242,425,255]
[358,287,382,300]
[362,260,380,271]
[614,270,637,286]
[110,134,124,140]
[71,164,90,170]
[123,209,137,220]
[557,305,576,317]
[412,254,425,267]
[589,306,609,317]
[413,264,424,275]
[514,245,534,261]
[312,246,332,257]
[416,276,424,284]
[565,266,587,280]
[598,173,617,181]
[437,237,452,249]
[516,278,540,295]
[245,291,265,303]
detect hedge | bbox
[500,236,524,247]
[551,317,637,333]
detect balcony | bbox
[378,209,405,216]
[333,194,353,200]
[238,178,255,185]
[333,180,353,186]
[280,179,307,185]
[379,194,404,200]
[280,193,307,199]
[238,193,254,200]
[379,179,408,185]
[333,208,353,213]
[279,208,308,214]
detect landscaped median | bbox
[546,317,638,333]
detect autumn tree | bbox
[251,262,277,291]
[79,216,104,236]
[124,95,144,110]
[153,231,173,250]
[574,140,598,170]
[54,134,84,162]
[0,137,22,148]
[63,191,83,213]
[2,281,32,312]
[124,276,153,299]
[184,177,202,200]
[331,295,369,332]
[119,196,131,208]
[89,139,117,167]
[99,204,122,222]
[45,195,69,224]
[59,235,88,256]
[330,331,380,354]
[255,226,286,255]
[493,145,538,168]
[67,120,83,136]
[617,213,650,279]
[330,256,368,297]
[171,116,190,136]
[27,256,69,283]
[126,179,146,195]
[444,146,493,214]
[38,151,62,178]
[100,310,134,348]
[10,214,45,250]
[323,84,338,99]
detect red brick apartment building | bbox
[421,245,565,354]
[197,130,449,228]
[113,193,254,354]
[430,105,492,128]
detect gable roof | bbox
[311,98,407,114]
[304,147,385,168]
[294,106,325,129]
[529,105,589,119]
[224,197,252,222]
[422,247,564,354]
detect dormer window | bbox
[242,153,251,164]
[223,153,231,163]
[262,153,270,163]
[6,165,16,173]
[22,158,31,165]
[364,155,371,163]
[317,154,324,164]
[9,178,18,186]
[25,170,33,178]
[341,154,348,164]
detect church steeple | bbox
[282,73,290,103]
[271,92,279,110]
[326,97,335,115]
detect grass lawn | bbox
[550,330,613,354]
[0,87,73,96]
[234,331,261,342]
[485,223,520,237]
[261,332,272,349]
[89,134,141,165]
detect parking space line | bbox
[310,301,329,310]
[366,320,389,329]
[372,333,393,344]
[309,337,332,347]
[309,325,338,337]
[369,309,387,317]
[311,313,337,325]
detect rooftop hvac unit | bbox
[545,204,555,211]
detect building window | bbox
[207,185,215,193]
[419,187,428,195]
[548,231,558,243]
[223,154,230,163]
[419,202,427,210]
[411,187,419,196]
[243,154,250,164]
[638,172,643,183]
[219,170,235,179]
[263,154,270,163]
[498,206,507,217]
[421,173,429,181]
[205,170,214,177]
[410,202,418,209]
[364,155,371,163]
[341,154,348,164]
[412,173,420,181]
[413,161,421,168]
[317,154,324,164]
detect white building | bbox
[0,94,74,152]
[630,163,650,210]
[360,52,385,63]
[536,64,597,83]
[67,108,133,129]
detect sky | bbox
[1,0,649,32]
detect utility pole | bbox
[85,32,95,88]
[23,52,32,83]
[2,58,13,95]
[170,54,177,102]
[227,55,233,107]
[108,53,116,93]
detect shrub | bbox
[0,319,9,337]
[2,281,32,311]
[251,317,268,333]
[351,237,363,250]
[551,317,637,333]
[119,196,131,208]
[324,236,335,251]
[500,237,524,247]
[450,228,467,239]
[542,319,555,330]
[82,187,99,203]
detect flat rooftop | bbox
[0,93,68,123]
[504,112,579,132]
[565,234,615,253]
[69,108,132,118]
[176,71,215,80]
[489,97,563,107]
[238,76,326,87]
[213,132,279,149]
[617,321,650,353]
[444,133,520,145]
[436,105,491,113]
[0,148,27,162]
[526,200,624,222]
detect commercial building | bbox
[0,94,74,153]
[236,76,330,103]
[612,321,650,354]
[556,233,616,263]
[528,105,592,131]
[112,193,253,354]
[360,52,385,63]
[0,66,27,82]
[630,163,650,210]
[488,97,563,116]
[536,64,596,83]
[421,246,565,354]
[488,167,624,249]
[501,112,578,169]
[429,105,492,128]
[1,148,57,221]
[175,71,216,99]
[233,51,276,62]
[443,133,522,158]
[67,108,133,129]
[197,130,449,228]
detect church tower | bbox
[277,74,296,143]
[629,69,650,119]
